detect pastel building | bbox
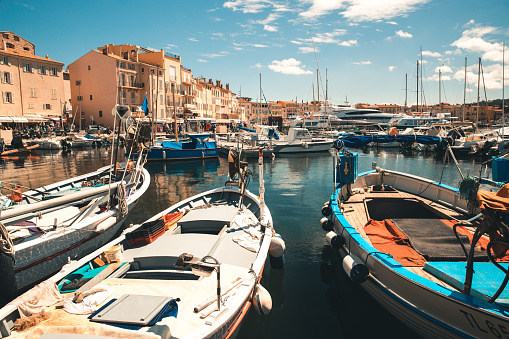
[0,31,66,123]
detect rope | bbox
[117,183,128,218]
[0,221,15,259]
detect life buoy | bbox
[126,160,135,172]
[10,187,22,202]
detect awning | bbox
[11,117,29,123]
[0,117,13,123]
[25,115,49,122]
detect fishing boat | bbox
[0,149,285,339]
[320,136,509,338]
[272,127,333,154]
[0,105,150,301]
[140,133,220,161]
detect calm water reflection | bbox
[0,147,489,338]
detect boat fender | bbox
[303,142,309,149]
[342,254,369,283]
[252,283,272,316]
[269,235,285,269]
[94,216,117,233]
[321,201,332,216]
[320,217,333,232]
[326,231,344,249]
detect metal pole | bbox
[503,41,506,139]
[417,60,419,115]
[463,57,467,122]
[477,57,481,123]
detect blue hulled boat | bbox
[320,136,509,338]
[141,133,220,161]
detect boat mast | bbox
[477,57,481,123]
[317,69,320,110]
[439,69,441,113]
[405,73,407,113]
[503,41,506,139]
[417,60,419,115]
[259,73,262,125]
[463,57,467,122]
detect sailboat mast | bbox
[477,57,481,123]
[503,41,505,139]
[259,73,262,124]
[463,57,467,122]
[317,70,320,109]
[439,69,441,113]
[417,60,419,114]
[405,73,407,113]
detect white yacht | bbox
[330,106,405,124]
[272,127,334,153]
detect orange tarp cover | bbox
[388,127,398,135]
[477,183,509,213]
[364,219,426,267]
[440,219,509,262]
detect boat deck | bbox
[341,189,477,289]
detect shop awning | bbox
[11,117,29,123]
[0,116,13,123]
[25,115,49,122]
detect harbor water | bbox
[0,147,491,338]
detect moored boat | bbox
[0,149,284,339]
[320,139,509,338]
[139,133,220,161]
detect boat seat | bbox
[131,233,219,270]
[177,205,239,234]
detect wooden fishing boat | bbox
[0,144,39,157]
[0,160,150,301]
[0,150,284,339]
[0,106,151,301]
[320,137,509,338]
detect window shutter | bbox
[11,92,15,103]
[7,57,11,65]
[45,68,49,75]
[50,104,53,109]
[0,71,4,84]
[31,64,35,73]
[9,72,13,84]
[2,91,5,103]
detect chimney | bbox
[216,80,221,88]
[1,40,6,50]
[226,83,229,90]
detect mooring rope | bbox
[117,183,128,218]
[0,221,15,258]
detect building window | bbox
[23,47,29,51]
[2,33,8,39]
[49,67,57,76]
[1,71,13,84]
[90,94,93,100]
[131,92,135,103]
[51,89,57,100]
[43,104,52,109]
[141,67,144,73]
[23,62,31,72]
[28,103,33,109]
[39,65,45,74]
[77,96,83,101]
[159,70,162,76]
[99,110,103,117]
[14,36,19,42]
[159,80,163,89]
[2,91,14,103]
[6,43,14,49]
[30,88,37,98]
[0,56,6,65]
[122,91,126,103]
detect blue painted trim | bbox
[331,174,509,319]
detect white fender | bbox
[252,283,272,316]
[342,254,369,283]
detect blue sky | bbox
[3,0,508,106]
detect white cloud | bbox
[434,65,452,73]
[197,59,208,63]
[340,0,431,22]
[201,51,229,58]
[299,0,343,18]
[210,32,226,40]
[353,61,371,65]
[299,46,316,53]
[388,66,396,71]
[386,21,398,25]
[252,44,269,48]
[422,50,441,57]
[445,49,462,55]
[268,58,313,74]
[451,24,505,62]
[250,63,264,68]
[453,63,505,90]
[425,74,452,81]
[264,25,278,32]
[340,39,358,46]
[223,0,291,13]
[188,38,198,42]
[395,30,413,38]
[290,40,304,45]
[211,17,223,22]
